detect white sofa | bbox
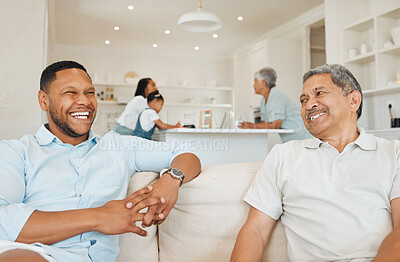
[116,162,289,262]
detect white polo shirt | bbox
[117,96,147,130]
[245,127,400,261]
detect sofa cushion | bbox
[116,171,159,262]
[158,162,288,262]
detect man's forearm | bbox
[170,153,201,184]
[373,227,400,261]
[231,224,269,262]
[16,208,97,245]
[17,186,160,245]
[255,120,282,129]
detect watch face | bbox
[171,168,184,178]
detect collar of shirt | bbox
[305,126,377,151]
[35,124,99,146]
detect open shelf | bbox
[93,82,232,91]
[344,52,375,64]
[93,82,136,87]
[363,84,400,96]
[343,17,374,32]
[159,85,232,91]
[378,45,400,55]
[97,100,117,105]
[164,103,232,108]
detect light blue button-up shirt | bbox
[260,87,311,142]
[0,124,187,261]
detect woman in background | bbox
[133,91,180,140]
[113,78,157,135]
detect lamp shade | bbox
[178,9,221,32]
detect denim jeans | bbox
[113,122,135,135]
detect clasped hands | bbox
[94,176,179,237]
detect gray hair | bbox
[303,64,363,119]
[254,67,277,88]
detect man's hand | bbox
[124,153,201,228]
[94,186,165,237]
[238,121,256,129]
[126,175,180,228]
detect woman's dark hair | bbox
[40,60,89,93]
[135,78,152,97]
[147,90,164,103]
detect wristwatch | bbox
[160,168,185,186]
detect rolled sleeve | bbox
[0,141,34,241]
[244,146,283,220]
[119,135,193,172]
[0,204,36,241]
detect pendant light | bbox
[178,0,221,32]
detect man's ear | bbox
[349,90,362,113]
[38,90,49,111]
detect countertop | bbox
[157,128,294,134]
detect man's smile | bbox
[70,111,91,120]
[306,109,327,121]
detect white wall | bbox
[50,47,231,87]
[0,1,47,139]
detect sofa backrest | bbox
[117,163,289,262]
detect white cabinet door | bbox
[250,42,268,108]
[233,53,252,122]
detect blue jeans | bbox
[113,123,135,135]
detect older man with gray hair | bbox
[238,67,311,142]
[232,64,400,261]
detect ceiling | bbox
[50,0,323,57]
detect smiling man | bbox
[0,61,201,262]
[231,64,400,261]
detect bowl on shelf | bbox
[391,26,400,46]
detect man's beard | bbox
[48,102,92,138]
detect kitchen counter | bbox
[153,128,293,166]
[158,128,294,134]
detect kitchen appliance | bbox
[249,107,262,123]
[389,103,400,128]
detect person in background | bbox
[231,64,400,261]
[113,78,157,135]
[238,67,311,142]
[134,90,181,140]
